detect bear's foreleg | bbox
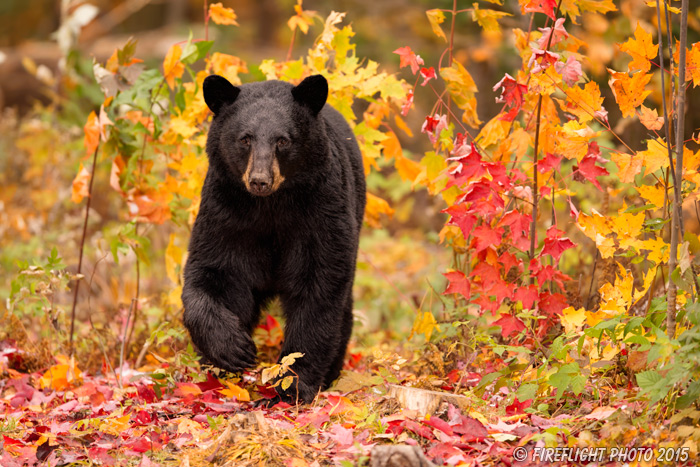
[277,285,353,404]
[182,266,259,373]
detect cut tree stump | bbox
[370,445,437,467]
[388,384,471,416]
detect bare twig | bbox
[667,0,689,339]
[69,142,100,356]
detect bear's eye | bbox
[240,136,251,146]
[277,138,290,149]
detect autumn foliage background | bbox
[1,0,700,465]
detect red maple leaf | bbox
[494,313,526,338]
[471,224,504,253]
[528,49,560,73]
[393,46,424,74]
[401,90,414,116]
[537,18,568,49]
[471,262,501,289]
[420,67,436,86]
[514,285,539,309]
[530,259,571,289]
[498,209,531,250]
[538,292,568,317]
[443,270,471,299]
[538,152,562,173]
[540,226,576,262]
[505,397,533,416]
[522,0,557,19]
[443,203,478,239]
[574,154,609,191]
[493,73,528,121]
[447,143,486,187]
[498,251,521,275]
[555,55,583,86]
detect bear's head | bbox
[203,74,329,197]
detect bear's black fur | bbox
[182,74,365,404]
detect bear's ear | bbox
[292,74,328,116]
[203,75,241,115]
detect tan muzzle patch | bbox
[241,154,285,193]
[271,158,285,191]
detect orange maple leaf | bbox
[364,192,394,228]
[686,42,700,87]
[638,105,664,131]
[611,152,643,183]
[208,2,239,26]
[608,69,652,118]
[619,23,658,73]
[83,110,100,155]
[71,163,91,204]
[163,44,185,89]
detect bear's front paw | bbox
[275,378,320,405]
[202,330,258,373]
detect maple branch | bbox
[667,0,689,339]
[528,0,563,264]
[69,142,100,357]
[287,27,297,62]
[203,0,209,43]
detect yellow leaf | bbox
[476,117,510,147]
[396,155,421,183]
[440,62,480,128]
[636,184,665,208]
[611,152,643,183]
[638,105,664,130]
[426,9,447,41]
[165,234,184,284]
[39,355,82,391]
[364,192,394,228]
[208,52,247,85]
[585,309,607,327]
[555,121,597,161]
[169,115,198,139]
[281,375,294,391]
[612,205,645,250]
[71,163,91,204]
[99,413,130,437]
[576,209,611,241]
[209,2,239,26]
[382,131,402,161]
[394,115,413,137]
[597,235,616,258]
[564,81,604,124]
[287,0,317,34]
[638,138,670,176]
[163,44,185,89]
[639,237,669,265]
[608,69,652,118]
[686,42,700,87]
[619,23,658,73]
[561,306,586,334]
[221,380,250,401]
[410,311,439,342]
[471,3,511,34]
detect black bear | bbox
[182,74,365,404]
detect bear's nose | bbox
[249,174,272,195]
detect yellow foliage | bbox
[163,44,185,89]
[209,3,239,26]
[364,193,394,228]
